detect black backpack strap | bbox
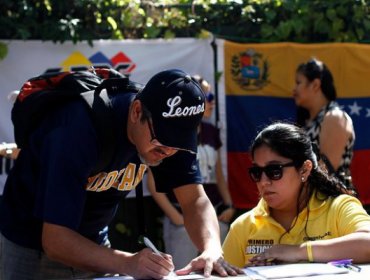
[81,79,144,174]
[80,88,116,174]
[95,78,129,95]
[95,77,144,96]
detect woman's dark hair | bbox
[296,58,337,126]
[250,122,355,198]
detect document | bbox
[244,263,349,279]
[92,273,205,280]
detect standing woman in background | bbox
[293,58,356,192]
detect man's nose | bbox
[157,146,177,157]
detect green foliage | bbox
[0,42,8,60]
[0,0,369,45]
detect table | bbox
[244,264,370,280]
[81,264,370,280]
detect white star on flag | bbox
[366,108,370,118]
[348,101,362,116]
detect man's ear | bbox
[130,100,142,123]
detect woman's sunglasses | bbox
[248,162,295,182]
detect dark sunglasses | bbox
[206,92,214,102]
[146,119,194,154]
[248,162,295,182]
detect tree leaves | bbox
[0,0,369,46]
[0,42,8,61]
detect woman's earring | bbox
[301,177,305,182]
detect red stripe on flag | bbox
[228,150,370,209]
[228,152,259,209]
[351,150,370,205]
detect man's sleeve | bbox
[150,151,202,193]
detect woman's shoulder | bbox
[322,106,354,136]
[328,193,363,210]
[325,106,351,120]
[232,208,255,225]
[231,203,266,227]
[323,102,353,124]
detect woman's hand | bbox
[249,244,306,266]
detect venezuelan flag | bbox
[224,41,370,209]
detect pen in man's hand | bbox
[143,236,162,256]
[143,236,177,278]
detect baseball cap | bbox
[136,69,205,154]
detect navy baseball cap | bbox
[136,69,205,154]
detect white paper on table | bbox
[92,273,205,280]
[244,263,349,279]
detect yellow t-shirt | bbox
[223,192,370,268]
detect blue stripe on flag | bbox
[227,96,370,152]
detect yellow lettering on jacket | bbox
[133,164,147,187]
[85,163,147,192]
[117,163,135,191]
[86,172,107,191]
[96,171,118,192]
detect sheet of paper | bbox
[92,273,205,280]
[244,263,349,279]
[171,274,205,280]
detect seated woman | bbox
[223,122,370,268]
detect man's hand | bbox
[127,248,175,279]
[175,251,244,277]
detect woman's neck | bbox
[270,209,297,231]
[270,185,311,231]
[307,93,330,121]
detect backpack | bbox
[12,67,144,174]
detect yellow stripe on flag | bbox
[224,41,370,98]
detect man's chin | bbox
[146,160,162,167]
